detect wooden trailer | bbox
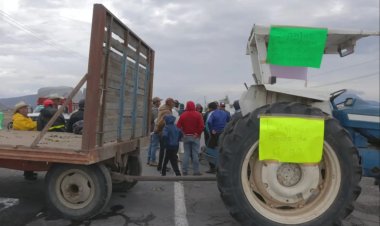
[0,4,154,220]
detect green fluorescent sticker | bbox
[266,26,328,68]
[259,116,325,163]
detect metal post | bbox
[117,45,128,141]
[131,42,141,138]
[111,172,217,182]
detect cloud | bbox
[0,0,378,105]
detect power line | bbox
[0,10,86,58]
[310,71,379,88]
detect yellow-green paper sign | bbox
[259,116,324,163]
[266,26,328,68]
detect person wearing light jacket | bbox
[146,97,162,166]
[176,101,204,176]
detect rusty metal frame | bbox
[82,4,107,151]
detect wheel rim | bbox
[56,169,96,209]
[241,141,341,224]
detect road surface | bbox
[0,149,379,226]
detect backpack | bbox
[72,120,84,134]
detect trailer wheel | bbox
[217,102,362,226]
[45,163,112,220]
[112,155,142,192]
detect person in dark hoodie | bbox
[37,99,66,132]
[231,100,242,121]
[177,101,204,176]
[66,99,85,133]
[161,115,182,176]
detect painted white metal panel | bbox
[240,85,267,116]
[239,85,332,116]
[264,85,330,101]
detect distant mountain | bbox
[0,102,9,111]
[0,86,84,110]
[0,94,38,109]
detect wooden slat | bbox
[138,70,147,89]
[107,54,136,78]
[134,118,144,137]
[107,80,134,95]
[0,147,96,165]
[139,55,148,67]
[109,36,125,54]
[111,20,126,42]
[126,48,138,61]
[103,100,120,112]
[107,49,123,63]
[108,36,142,61]
[139,43,148,57]
[112,21,141,56]
[103,132,118,143]
[103,116,120,127]
[96,139,140,161]
[121,130,133,140]
[127,33,139,51]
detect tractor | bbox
[217,25,379,226]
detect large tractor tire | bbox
[217,102,362,226]
[45,163,112,220]
[112,155,142,192]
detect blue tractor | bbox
[217,25,379,226]
[331,89,380,182]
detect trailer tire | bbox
[45,163,112,220]
[217,102,362,226]
[112,155,142,192]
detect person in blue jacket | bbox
[161,115,182,176]
[207,102,230,148]
[206,102,230,173]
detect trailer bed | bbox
[0,130,82,150]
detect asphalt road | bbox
[0,150,379,226]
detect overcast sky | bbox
[0,0,379,105]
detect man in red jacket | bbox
[177,101,205,175]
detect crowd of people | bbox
[11,96,85,180]
[11,94,241,178]
[147,96,242,176]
